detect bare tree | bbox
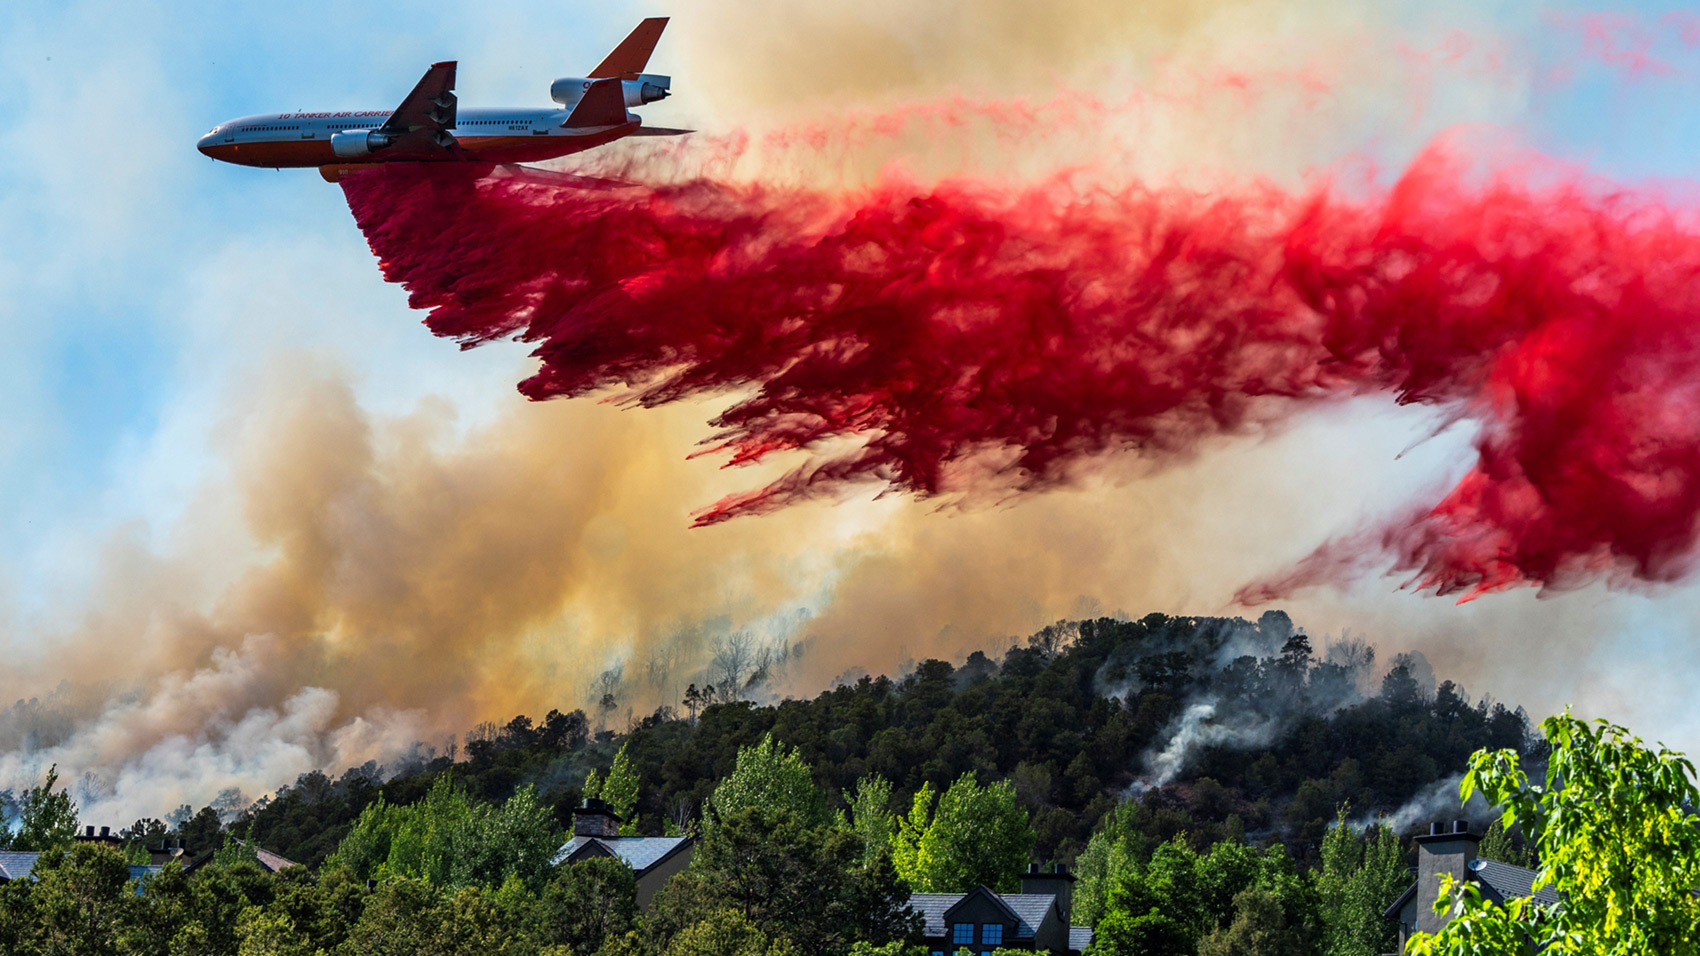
[593,666,625,730]
[645,641,682,708]
[710,631,754,698]
[669,795,696,836]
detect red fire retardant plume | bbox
[341,149,1700,602]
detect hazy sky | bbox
[6,0,1700,818]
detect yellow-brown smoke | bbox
[0,0,1608,821]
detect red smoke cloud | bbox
[342,144,1700,602]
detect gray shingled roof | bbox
[0,853,158,886]
[1069,926,1095,953]
[1469,858,1562,907]
[0,852,41,882]
[552,835,690,871]
[907,891,1057,939]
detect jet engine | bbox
[330,129,392,158]
[550,73,670,108]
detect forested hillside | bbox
[0,610,1567,956]
[228,611,1535,868]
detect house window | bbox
[982,923,1004,946]
[952,923,973,945]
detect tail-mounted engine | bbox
[550,73,670,108]
[330,129,393,158]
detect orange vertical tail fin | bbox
[588,18,669,78]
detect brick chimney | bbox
[1415,820,1481,936]
[573,798,621,838]
[1019,862,1076,924]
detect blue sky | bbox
[0,0,665,614]
[7,0,1700,809]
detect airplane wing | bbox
[377,61,460,152]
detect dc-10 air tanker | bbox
[197,18,685,182]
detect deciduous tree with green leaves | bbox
[1315,808,1407,956]
[1410,711,1700,956]
[847,774,896,866]
[890,773,1034,893]
[12,842,135,956]
[11,764,79,852]
[707,734,828,829]
[324,777,560,891]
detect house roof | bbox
[552,835,692,872]
[909,891,1058,940]
[946,885,1025,927]
[251,846,300,873]
[1069,926,1095,953]
[182,842,299,874]
[0,851,41,882]
[1383,858,1561,920]
[1469,858,1562,907]
[0,853,158,886]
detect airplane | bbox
[196,17,686,183]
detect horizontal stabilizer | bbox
[630,126,693,137]
[564,78,630,128]
[590,18,669,78]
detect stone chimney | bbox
[1019,863,1076,924]
[1415,820,1481,936]
[573,798,621,838]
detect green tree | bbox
[236,905,315,956]
[12,764,79,851]
[324,777,559,890]
[600,744,642,836]
[1197,887,1309,956]
[891,774,1034,893]
[1087,836,1308,955]
[0,876,32,955]
[337,877,446,956]
[847,943,929,956]
[530,856,639,954]
[1088,906,1191,956]
[653,806,917,953]
[662,907,797,956]
[1411,711,1700,956]
[847,775,896,866]
[1073,800,1149,927]
[707,735,827,829]
[1475,819,1535,868]
[1315,809,1406,956]
[22,842,136,956]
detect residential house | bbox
[0,828,295,886]
[183,841,301,875]
[552,799,693,909]
[909,864,1094,955]
[1383,820,1559,953]
[0,849,161,885]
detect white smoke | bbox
[0,634,427,829]
[1127,699,1282,794]
[1358,772,1494,835]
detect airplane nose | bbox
[197,132,217,156]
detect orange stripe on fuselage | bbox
[202,127,636,169]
